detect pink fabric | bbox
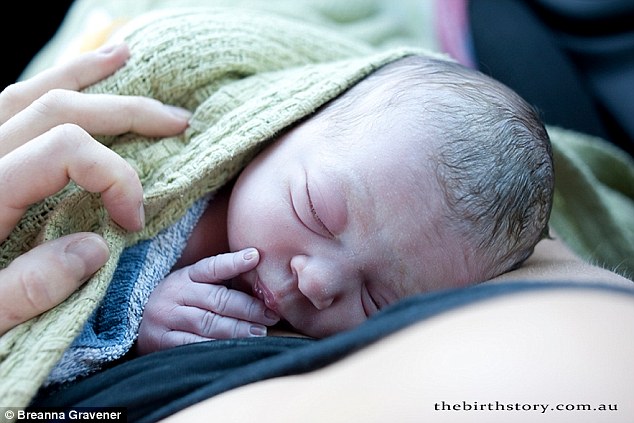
[434,0,476,68]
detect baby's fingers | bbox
[182,283,279,328]
[188,249,260,283]
[165,307,272,342]
[136,292,278,355]
[143,315,265,353]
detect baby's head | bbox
[388,55,554,277]
[227,55,553,338]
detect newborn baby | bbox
[137,54,553,352]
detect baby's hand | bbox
[136,248,279,355]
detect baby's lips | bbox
[254,276,280,314]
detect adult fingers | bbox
[0,124,145,239]
[0,90,191,157]
[0,233,109,335]
[188,249,261,283]
[0,43,131,124]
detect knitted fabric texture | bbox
[45,195,210,386]
[0,8,432,408]
[2,1,634,411]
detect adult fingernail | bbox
[249,324,267,337]
[65,235,110,274]
[96,42,124,55]
[138,202,146,229]
[243,248,259,261]
[163,105,192,120]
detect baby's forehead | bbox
[339,141,441,227]
[305,66,442,204]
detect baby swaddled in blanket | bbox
[2,4,633,410]
[47,8,554,382]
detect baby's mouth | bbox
[253,276,279,313]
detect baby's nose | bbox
[291,255,338,310]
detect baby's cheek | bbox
[229,271,254,295]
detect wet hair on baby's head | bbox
[317,54,554,281]
[429,61,551,277]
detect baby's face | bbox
[227,108,473,338]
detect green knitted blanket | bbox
[0,7,433,408]
[2,1,634,411]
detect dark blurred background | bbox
[1,1,74,88]
[469,0,634,156]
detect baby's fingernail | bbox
[163,104,192,120]
[249,324,267,337]
[243,248,259,261]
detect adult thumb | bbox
[0,233,109,335]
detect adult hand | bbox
[137,249,280,355]
[0,43,192,335]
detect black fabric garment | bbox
[469,0,634,156]
[31,281,634,422]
